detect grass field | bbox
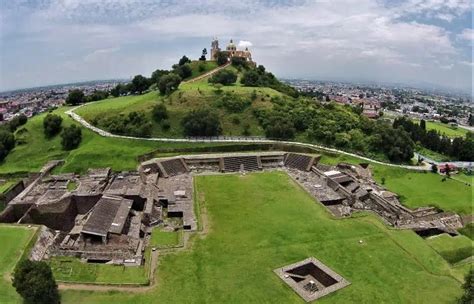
[459,223,474,240]
[0,107,236,174]
[371,167,473,215]
[424,121,471,138]
[425,234,473,264]
[60,172,463,303]
[149,229,183,249]
[49,257,148,285]
[0,225,37,304]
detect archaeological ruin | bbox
[0,151,466,299]
[274,257,350,302]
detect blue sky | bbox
[0,0,472,92]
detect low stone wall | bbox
[0,180,25,209]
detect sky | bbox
[0,0,472,92]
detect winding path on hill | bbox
[65,65,430,171]
[65,104,430,171]
[182,62,231,84]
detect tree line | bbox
[393,117,474,161]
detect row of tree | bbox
[253,97,415,162]
[393,117,474,161]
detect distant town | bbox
[286,79,474,129]
[1,78,473,132]
[0,80,126,122]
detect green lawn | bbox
[371,167,473,215]
[410,119,471,138]
[426,234,473,264]
[424,121,471,138]
[149,229,183,249]
[49,257,148,285]
[0,107,236,174]
[459,223,474,240]
[0,225,37,304]
[61,172,462,303]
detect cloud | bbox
[458,28,474,41]
[238,40,253,48]
[0,0,472,92]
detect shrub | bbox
[216,93,251,113]
[152,103,169,122]
[264,113,295,140]
[161,120,171,131]
[216,51,229,66]
[158,74,182,95]
[208,70,237,85]
[9,114,28,132]
[61,125,82,150]
[181,109,222,137]
[43,114,63,137]
[174,64,192,79]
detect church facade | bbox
[210,38,254,64]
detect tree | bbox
[215,51,229,66]
[130,75,149,94]
[459,268,473,304]
[87,90,109,102]
[9,114,28,132]
[150,69,169,84]
[420,119,426,131]
[240,70,260,86]
[174,64,192,79]
[208,70,237,85]
[43,114,63,137]
[12,259,60,304]
[110,83,127,97]
[0,130,14,161]
[181,109,222,136]
[66,89,85,105]
[264,113,295,140]
[199,48,207,61]
[152,103,168,122]
[178,55,191,66]
[61,125,82,150]
[158,73,182,95]
[158,73,181,95]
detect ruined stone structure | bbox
[274,257,350,302]
[0,152,465,270]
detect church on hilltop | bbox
[210,38,254,64]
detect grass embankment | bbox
[0,107,236,174]
[149,229,183,249]
[426,234,473,264]
[0,225,37,304]
[61,172,462,303]
[49,257,148,285]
